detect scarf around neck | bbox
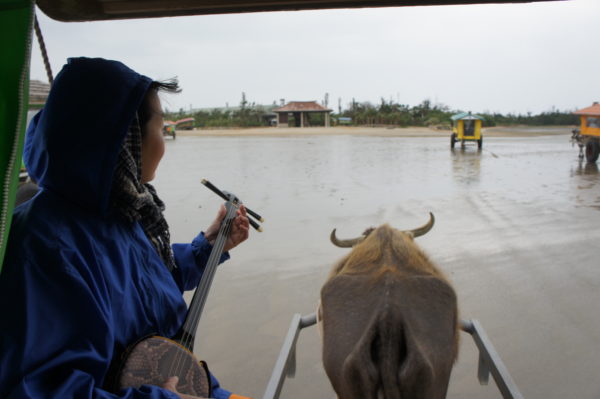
[110,114,177,271]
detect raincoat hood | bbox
[25,57,152,215]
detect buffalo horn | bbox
[330,229,364,248]
[407,212,435,238]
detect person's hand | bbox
[204,204,250,252]
[162,376,207,399]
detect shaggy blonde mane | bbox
[328,224,449,283]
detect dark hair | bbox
[138,78,181,134]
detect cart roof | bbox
[451,112,484,121]
[573,103,600,117]
[36,0,556,21]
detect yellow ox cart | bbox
[450,112,483,149]
[571,103,600,163]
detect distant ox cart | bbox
[571,102,600,163]
[163,120,176,139]
[451,112,484,150]
[163,117,196,139]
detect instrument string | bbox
[170,214,233,379]
[168,216,232,380]
[167,202,237,381]
[183,205,234,336]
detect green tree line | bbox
[341,98,578,128]
[166,94,579,129]
[166,92,271,128]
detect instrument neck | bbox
[177,201,237,350]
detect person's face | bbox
[140,90,165,183]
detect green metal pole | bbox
[0,0,34,274]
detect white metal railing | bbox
[263,313,523,399]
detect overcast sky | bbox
[30,0,600,115]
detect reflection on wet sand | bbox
[572,160,599,176]
[570,160,600,210]
[451,147,482,185]
[155,133,600,399]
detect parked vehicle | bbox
[450,112,484,149]
[571,102,600,163]
[163,121,176,139]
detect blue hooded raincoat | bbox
[0,58,235,399]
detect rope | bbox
[34,13,53,85]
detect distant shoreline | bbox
[175,125,573,138]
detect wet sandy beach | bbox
[154,126,600,399]
[175,125,571,138]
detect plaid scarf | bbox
[110,114,177,271]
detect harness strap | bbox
[316,300,324,341]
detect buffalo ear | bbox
[362,227,376,236]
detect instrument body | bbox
[111,195,239,396]
[113,336,211,397]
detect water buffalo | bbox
[319,213,459,399]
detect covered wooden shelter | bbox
[273,101,332,128]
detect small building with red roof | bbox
[273,101,332,128]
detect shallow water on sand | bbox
[154,133,600,399]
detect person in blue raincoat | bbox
[0,57,251,399]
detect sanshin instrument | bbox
[107,179,263,397]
